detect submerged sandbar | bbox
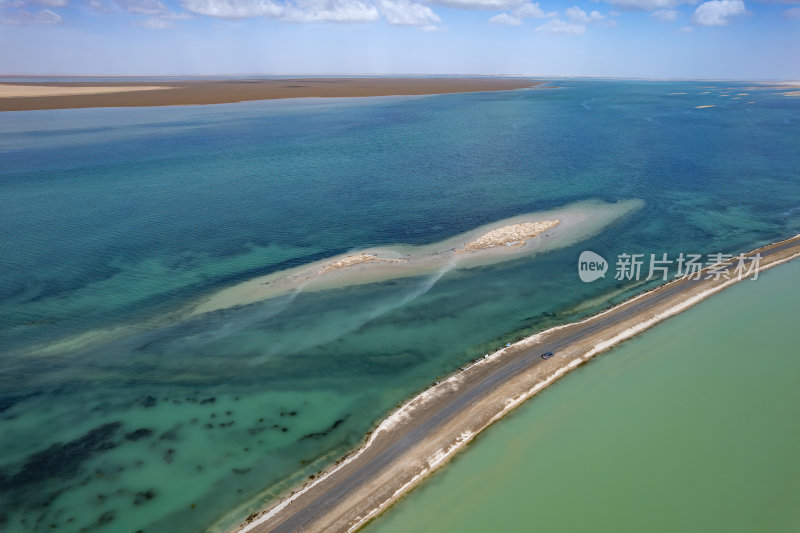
[190,199,643,316]
[26,199,642,358]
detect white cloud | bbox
[514,1,553,16]
[650,7,678,19]
[181,0,380,21]
[282,0,380,21]
[35,6,61,19]
[116,0,168,15]
[426,0,524,9]
[488,11,520,22]
[691,0,745,25]
[181,0,283,17]
[488,2,554,25]
[531,4,607,33]
[85,0,114,12]
[535,17,585,33]
[136,14,175,25]
[603,0,697,10]
[1,7,61,23]
[83,0,114,13]
[110,0,193,27]
[31,0,67,6]
[140,11,192,27]
[565,5,605,22]
[782,6,800,16]
[377,0,439,27]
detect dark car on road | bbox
[541,352,554,359]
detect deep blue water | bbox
[0,81,799,532]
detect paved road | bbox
[247,236,800,533]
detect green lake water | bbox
[369,258,800,533]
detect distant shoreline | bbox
[232,234,800,533]
[0,77,541,112]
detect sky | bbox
[0,0,798,78]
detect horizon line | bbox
[0,73,798,83]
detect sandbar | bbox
[189,199,642,316]
[22,199,641,358]
[456,220,559,252]
[318,253,406,274]
[0,78,540,112]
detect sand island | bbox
[456,220,560,252]
[26,200,639,358]
[190,199,642,316]
[322,221,560,274]
[319,253,407,274]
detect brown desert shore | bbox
[231,234,800,533]
[0,78,540,111]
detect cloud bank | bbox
[691,0,745,25]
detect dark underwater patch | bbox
[4,422,121,490]
[125,429,153,441]
[300,416,348,441]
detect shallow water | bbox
[1,81,799,532]
[369,257,800,533]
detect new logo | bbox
[578,251,607,282]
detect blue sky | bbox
[1,0,798,78]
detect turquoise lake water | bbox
[1,80,799,532]
[370,257,800,533]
